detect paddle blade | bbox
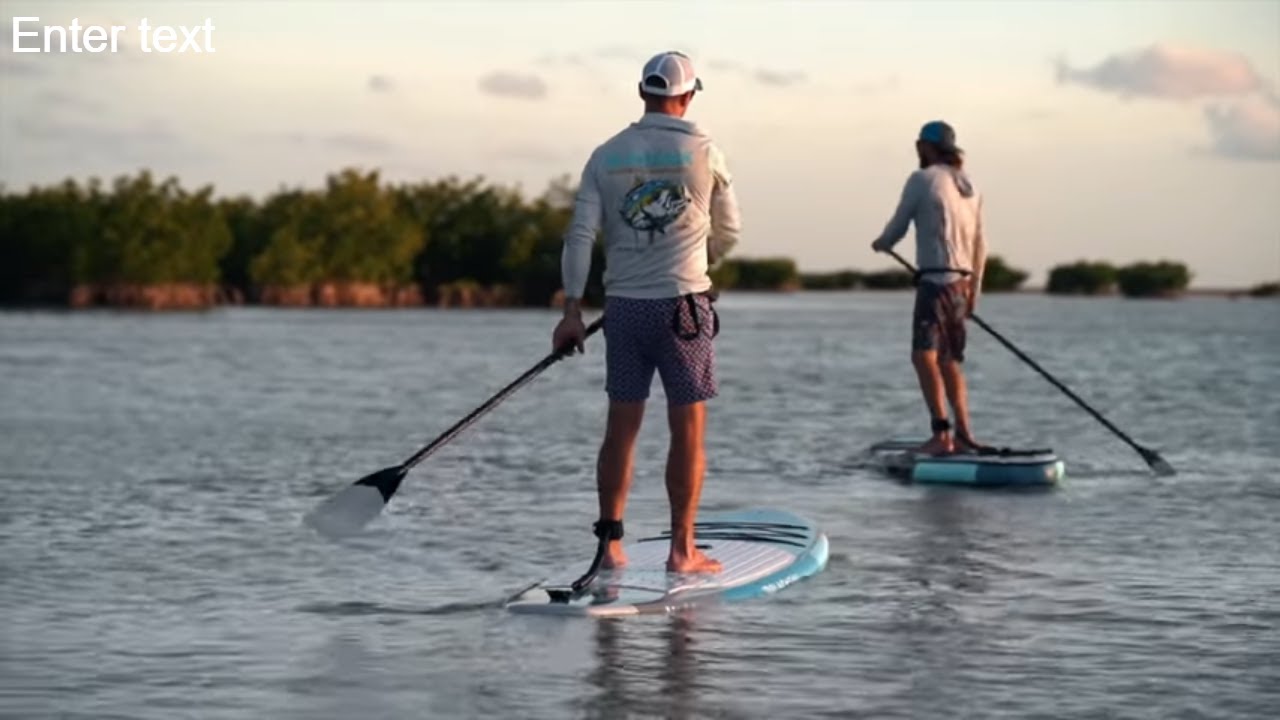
[303,466,407,538]
[354,464,409,501]
[1141,448,1176,477]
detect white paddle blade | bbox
[303,484,387,538]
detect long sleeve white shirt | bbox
[874,164,988,297]
[561,112,741,299]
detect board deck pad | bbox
[868,439,1065,487]
[505,508,829,617]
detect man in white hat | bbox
[554,51,741,574]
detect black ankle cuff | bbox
[931,417,951,433]
[593,519,624,541]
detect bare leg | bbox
[912,349,954,455]
[598,401,645,568]
[940,358,980,449]
[665,401,722,574]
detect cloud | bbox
[1055,44,1266,101]
[15,115,174,145]
[531,50,804,91]
[1202,94,1280,162]
[534,46,645,68]
[708,59,744,73]
[12,114,181,163]
[1054,43,1279,162]
[478,71,548,100]
[491,143,569,165]
[753,69,806,87]
[324,132,396,154]
[33,89,106,112]
[595,45,644,62]
[0,54,47,77]
[367,74,394,93]
[248,131,398,154]
[704,59,806,88]
[534,52,586,67]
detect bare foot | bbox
[915,435,954,456]
[955,435,991,454]
[667,548,722,574]
[600,540,628,570]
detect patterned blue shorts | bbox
[912,279,970,362]
[603,294,718,406]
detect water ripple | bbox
[1,297,1277,719]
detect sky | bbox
[1,0,1277,287]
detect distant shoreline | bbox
[1,283,1274,312]
[6,169,1273,310]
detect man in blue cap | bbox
[871,121,988,455]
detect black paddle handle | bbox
[883,249,1156,459]
[400,315,604,472]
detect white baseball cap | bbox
[639,51,703,96]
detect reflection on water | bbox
[1,295,1277,719]
[584,619,630,719]
[583,613,701,720]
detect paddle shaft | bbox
[399,316,604,473]
[883,249,1166,465]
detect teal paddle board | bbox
[869,439,1065,487]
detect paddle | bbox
[880,249,1175,476]
[304,315,606,538]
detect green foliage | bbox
[0,178,102,301]
[1047,261,1118,295]
[862,269,915,289]
[1116,260,1192,298]
[800,270,863,290]
[249,169,423,286]
[0,168,607,306]
[799,258,1025,292]
[92,172,231,285]
[710,257,799,290]
[707,260,738,290]
[1247,281,1279,298]
[0,173,229,299]
[981,255,1029,292]
[0,168,1217,308]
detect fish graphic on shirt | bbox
[619,178,689,244]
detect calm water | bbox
[1,293,1277,719]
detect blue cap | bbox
[918,121,960,152]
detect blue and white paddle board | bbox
[869,439,1065,487]
[504,508,829,617]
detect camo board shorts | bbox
[604,294,718,406]
[913,279,970,362]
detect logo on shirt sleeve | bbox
[619,178,689,244]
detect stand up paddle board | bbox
[505,508,829,617]
[868,439,1064,488]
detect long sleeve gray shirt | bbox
[874,164,988,297]
[561,112,742,300]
